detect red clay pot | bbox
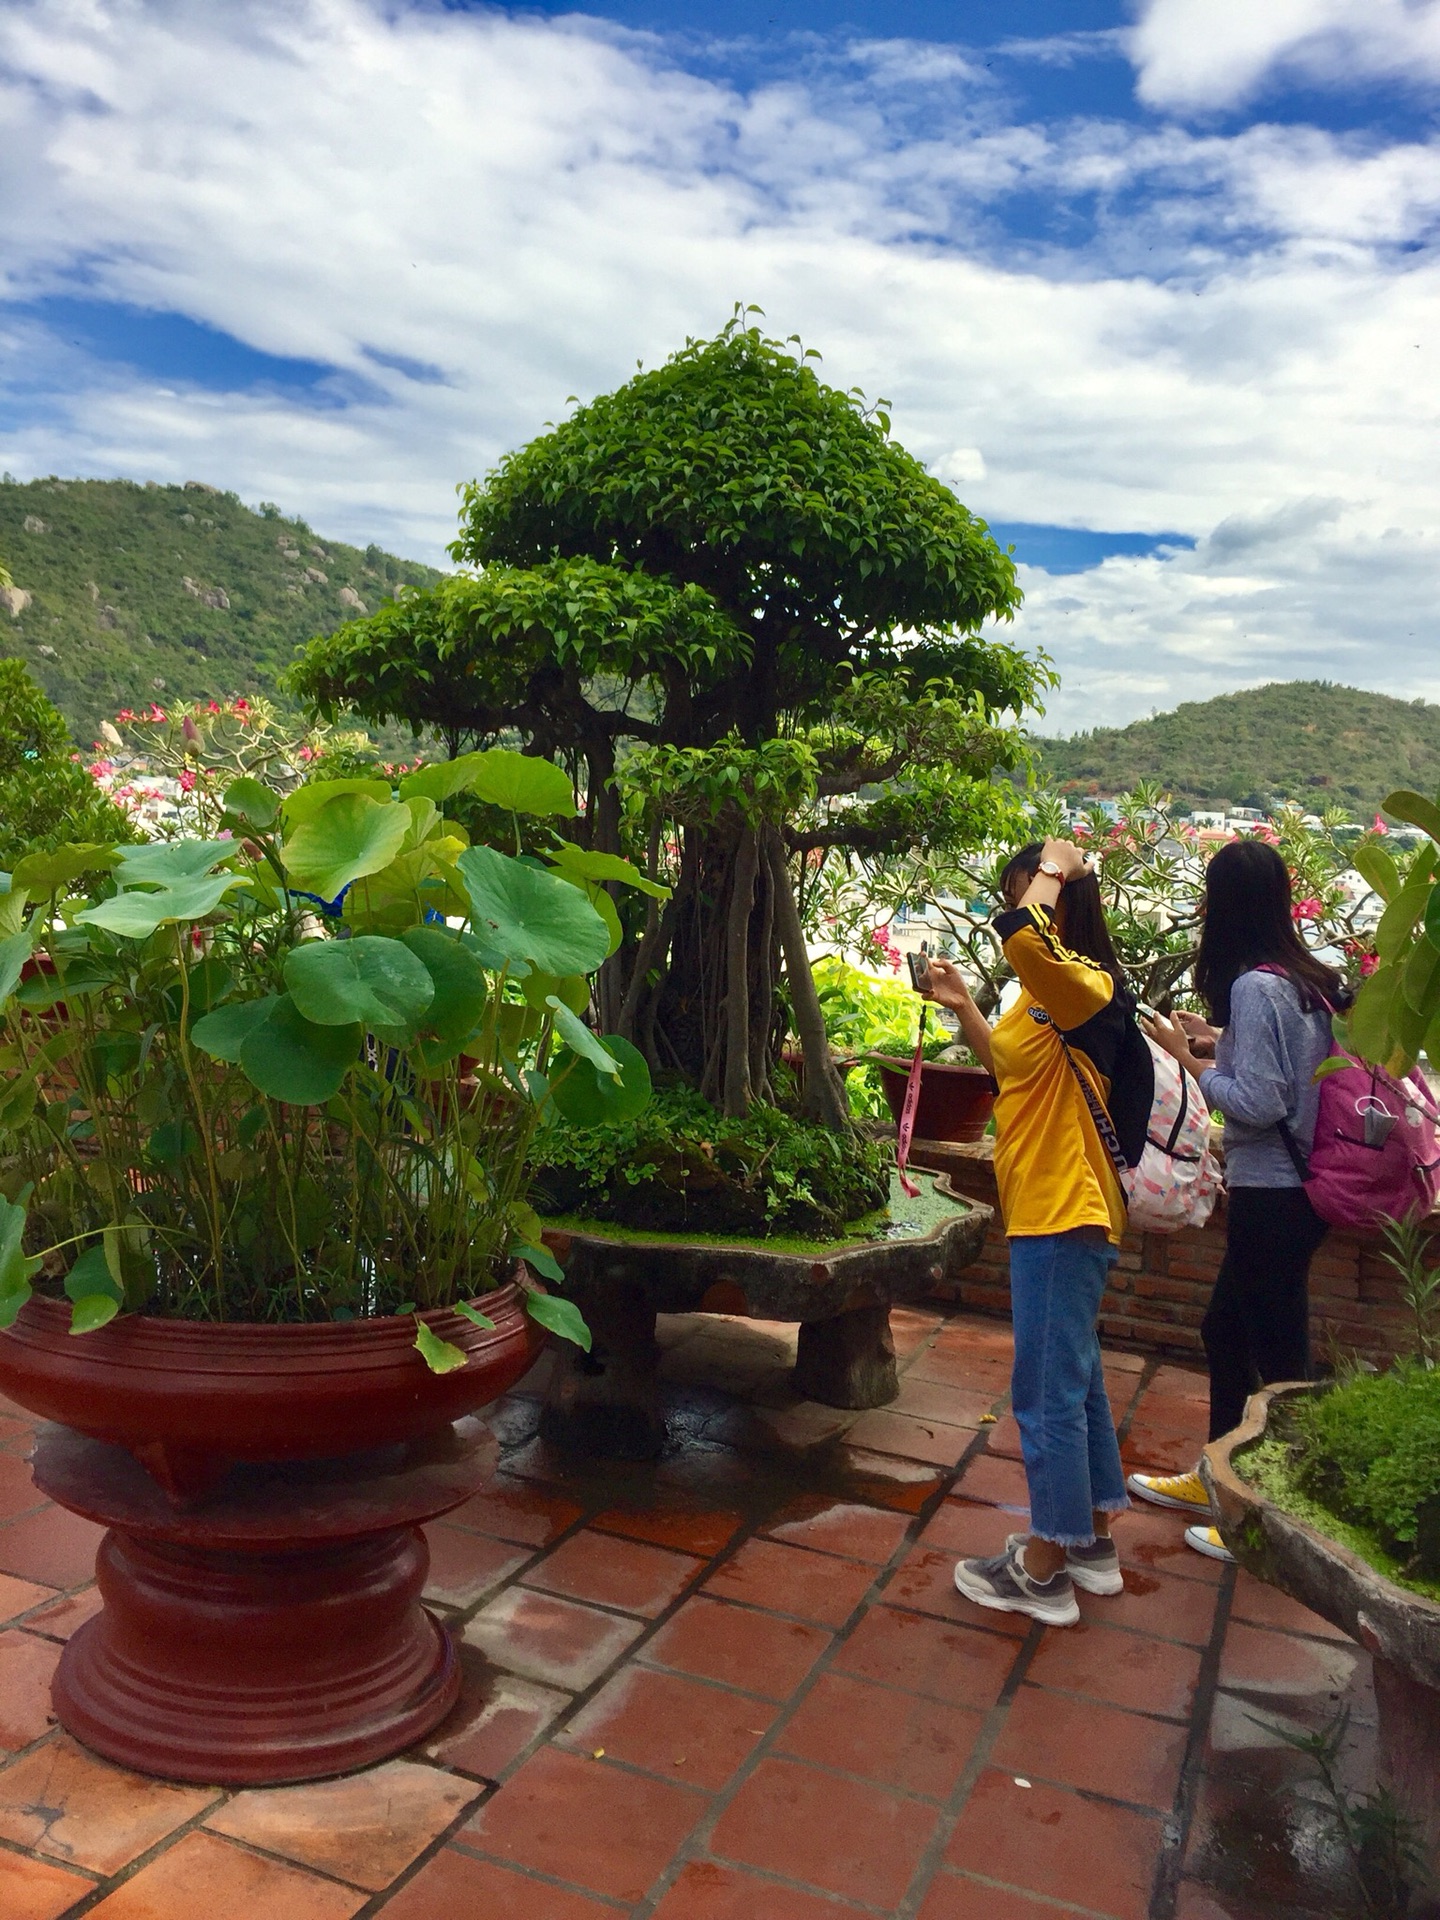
[874,1056,996,1144]
[0,1285,540,1498]
[0,1286,546,1784]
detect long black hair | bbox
[1194,838,1347,1027]
[1000,842,1126,991]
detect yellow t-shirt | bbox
[990,903,1128,1245]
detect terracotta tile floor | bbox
[0,1309,1389,1919]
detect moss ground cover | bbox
[1236,1380,1440,1605]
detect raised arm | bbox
[993,903,1115,1032]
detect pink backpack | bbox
[1274,1020,1440,1231]
[1283,1058,1440,1230]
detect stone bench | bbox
[538,1173,991,1457]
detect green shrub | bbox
[0,662,138,871]
[530,1086,892,1239]
[1291,1364,1440,1551]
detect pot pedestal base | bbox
[32,1417,497,1786]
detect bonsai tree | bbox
[290,314,1046,1128]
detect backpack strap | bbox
[1162,1064,1190,1158]
[1274,1116,1311,1182]
[1055,1029,1132,1185]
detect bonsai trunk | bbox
[619,819,848,1130]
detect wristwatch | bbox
[1037,859,1066,881]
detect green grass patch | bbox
[1236,1429,1440,1606]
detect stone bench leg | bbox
[540,1284,666,1460]
[793,1303,898,1409]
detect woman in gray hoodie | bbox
[1128,838,1346,1560]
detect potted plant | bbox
[0,746,653,1783]
[1203,1213,1440,1870]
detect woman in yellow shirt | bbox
[924,837,1138,1627]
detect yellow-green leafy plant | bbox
[0,750,660,1370]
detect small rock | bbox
[183,480,220,494]
[304,566,327,585]
[152,677,166,691]
[181,576,201,597]
[180,513,195,524]
[0,585,31,618]
[309,545,328,559]
[22,515,46,534]
[87,581,100,601]
[37,644,57,659]
[337,586,367,613]
[204,588,229,610]
[97,607,119,630]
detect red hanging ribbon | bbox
[896,1005,927,1198]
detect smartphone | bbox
[906,945,931,992]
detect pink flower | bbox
[146,704,166,723]
[115,708,136,722]
[1292,897,1322,921]
[182,715,202,748]
[295,744,316,762]
[178,768,198,793]
[87,760,113,779]
[232,698,250,712]
[1373,815,1389,835]
[206,701,221,713]
[1360,952,1380,977]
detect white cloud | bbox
[0,0,1437,729]
[1131,0,1440,112]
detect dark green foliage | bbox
[459,322,1025,712]
[0,477,439,745]
[288,318,1041,1129]
[0,662,137,870]
[1035,681,1440,815]
[530,1087,892,1238]
[1291,1365,1440,1559]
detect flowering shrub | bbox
[809,781,1390,1016]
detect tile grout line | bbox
[889,1619,1046,1920]
[621,1331,1020,1917]
[1148,1557,1237,1920]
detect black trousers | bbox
[1203,1186,1328,1441]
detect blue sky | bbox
[2,0,1439,729]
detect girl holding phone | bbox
[921,838,1137,1627]
[1130,837,1345,1559]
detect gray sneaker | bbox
[1005,1530,1122,1597]
[953,1539,1080,1627]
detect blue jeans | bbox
[1009,1230,1129,1546]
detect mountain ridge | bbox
[0,476,441,743]
[1033,680,1440,815]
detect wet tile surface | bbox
[203,1758,479,1889]
[0,1309,1390,1919]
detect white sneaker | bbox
[1184,1524,1235,1563]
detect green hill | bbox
[1035,681,1440,815]
[0,477,441,743]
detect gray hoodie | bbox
[1198,969,1333,1188]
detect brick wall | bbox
[915,1139,1419,1365]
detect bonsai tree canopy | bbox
[290,315,1049,1125]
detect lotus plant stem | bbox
[172,927,227,1317]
